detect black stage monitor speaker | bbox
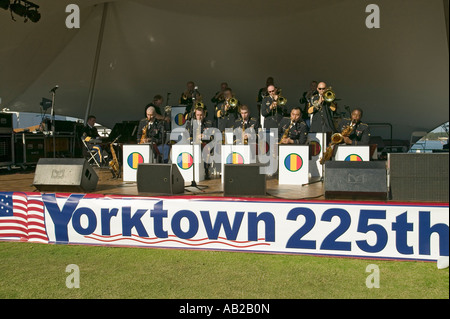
[137,163,184,195]
[389,153,449,202]
[33,158,98,193]
[224,164,266,197]
[325,161,387,200]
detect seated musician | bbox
[232,104,259,144]
[137,106,164,162]
[278,107,309,145]
[185,107,213,179]
[82,115,106,164]
[336,107,370,145]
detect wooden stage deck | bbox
[0,167,326,201]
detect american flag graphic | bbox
[0,192,48,243]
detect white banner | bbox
[1,192,448,261]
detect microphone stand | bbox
[50,86,58,158]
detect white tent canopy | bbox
[1,0,448,140]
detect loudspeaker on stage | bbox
[33,158,98,193]
[137,163,184,195]
[223,164,266,197]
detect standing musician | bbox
[145,95,170,124]
[256,77,274,117]
[232,104,259,144]
[179,81,203,120]
[185,107,213,179]
[261,84,288,130]
[137,106,164,161]
[336,108,370,145]
[299,80,318,127]
[215,87,239,133]
[308,81,337,134]
[278,107,309,145]
[211,82,228,108]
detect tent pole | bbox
[84,2,109,124]
[444,0,449,51]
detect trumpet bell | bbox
[278,96,287,106]
[229,98,238,108]
[323,87,335,103]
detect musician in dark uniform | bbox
[185,107,213,179]
[81,115,106,164]
[232,104,259,144]
[179,81,202,121]
[278,107,309,145]
[336,108,370,145]
[215,87,239,133]
[308,82,336,134]
[185,107,213,143]
[256,76,274,117]
[136,106,166,162]
[299,80,318,126]
[261,84,288,130]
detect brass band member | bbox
[336,108,370,145]
[256,77,274,117]
[185,107,213,179]
[211,82,228,108]
[232,104,259,144]
[278,107,308,145]
[179,81,202,120]
[261,84,288,130]
[145,95,170,123]
[215,87,239,133]
[309,81,336,133]
[185,107,213,143]
[137,106,163,145]
[299,80,318,126]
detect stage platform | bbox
[0,167,326,201]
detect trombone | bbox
[307,87,337,114]
[216,97,238,118]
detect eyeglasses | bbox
[268,90,275,93]
[318,88,326,90]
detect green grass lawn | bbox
[0,241,448,299]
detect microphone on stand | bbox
[50,85,59,93]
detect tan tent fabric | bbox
[0,0,448,140]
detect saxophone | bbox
[280,121,294,143]
[109,136,121,178]
[320,122,355,164]
[139,120,149,144]
[242,120,247,145]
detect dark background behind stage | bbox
[1,0,448,140]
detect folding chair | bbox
[81,138,101,167]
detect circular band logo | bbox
[309,140,321,157]
[345,154,363,161]
[174,113,186,126]
[127,152,144,170]
[177,152,193,170]
[284,153,303,172]
[226,152,244,164]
